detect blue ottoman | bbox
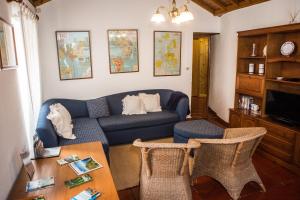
[174,120,224,143]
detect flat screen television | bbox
[266,90,300,126]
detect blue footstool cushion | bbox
[174,120,224,143]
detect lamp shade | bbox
[151,13,166,23]
[179,10,194,22]
[171,15,182,24]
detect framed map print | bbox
[56,31,93,80]
[154,31,181,76]
[107,29,139,74]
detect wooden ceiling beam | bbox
[215,0,270,16]
[227,0,239,6]
[210,0,227,10]
[32,0,52,6]
[192,0,216,15]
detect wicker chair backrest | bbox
[133,139,200,178]
[193,127,266,168]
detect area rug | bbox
[109,137,173,191]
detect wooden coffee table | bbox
[8,142,119,200]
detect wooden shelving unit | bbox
[235,89,264,98]
[229,23,300,175]
[266,78,300,86]
[267,56,300,63]
[239,56,266,59]
[237,73,264,78]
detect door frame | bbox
[192,32,219,118]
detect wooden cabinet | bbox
[229,109,241,128]
[236,74,265,97]
[229,109,258,128]
[241,115,257,127]
[229,109,300,175]
[294,135,300,166]
[230,23,300,175]
[258,120,296,162]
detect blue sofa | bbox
[36,89,189,159]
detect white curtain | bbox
[20,4,41,123]
[10,1,41,148]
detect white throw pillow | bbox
[122,95,147,115]
[139,93,162,112]
[47,103,76,140]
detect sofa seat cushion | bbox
[98,110,179,132]
[58,118,109,154]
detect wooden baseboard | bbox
[208,107,229,128]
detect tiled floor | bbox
[118,153,300,200]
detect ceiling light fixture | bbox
[151,0,194,24]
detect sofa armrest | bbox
[35,98,90,147]
[176,97,189,121]
[36,100,59,147]
[36,125,58,148]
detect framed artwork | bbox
[153,31,182,76]
[107,29,139,74]
[0,17,17,70]
[56,31,93,80]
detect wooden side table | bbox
[8,142,119,200]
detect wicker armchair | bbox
[191,127,267,200]
[133,139,200,200]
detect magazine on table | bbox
[71,188,101,200]
[57,155,79,165]
[26,177,55,192]
[64,174,93,188]
[69,156,102,175]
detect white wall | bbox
[209,0,300,122]
[38,0,220,100]
[0,0,28,199]
[38,0,300,122]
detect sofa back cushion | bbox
[122,95,147,115]
[139,93,162,112]
[106,89,173,115]
[86,97,110,118]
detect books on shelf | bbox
[71,188,101,200]
[57,155,79,165]
[69,156,103,176]
[26,177,55,192]
[65,174,93,189]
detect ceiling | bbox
[192,0,270,16]
[30,0,51,6]
[30,0,270,16]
